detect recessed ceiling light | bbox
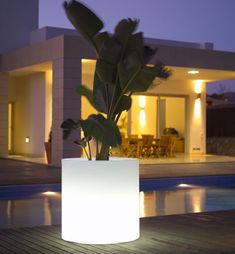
[188,70,199,74]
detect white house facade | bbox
[1,1,235,166]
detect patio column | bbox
[52,58,81,166]
[0,73,9,157]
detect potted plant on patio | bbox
[61,0,170,244]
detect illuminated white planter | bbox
[61,158,139,244]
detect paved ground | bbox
[0,158,60,185]
[0,210,234,253]
[1,157,235,185]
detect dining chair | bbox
[140,134,154,158]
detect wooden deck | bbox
[0,210,234,254]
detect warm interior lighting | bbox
[194,98,201,119]
[194,80,203,94]
[81,58,94,63]
[62,158,139,244]
[25,136,30,143]
[188,70,199,75]
[177,183,195,188]
[139,109,146,126]
[8,103,12,151]
[139,96,146,109]
[42,191,57,196]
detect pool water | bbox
[0,176,235,229]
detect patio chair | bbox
[140,134,154,158]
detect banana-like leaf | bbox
[126,32,144,62]
[114,19,139,45]
[118,56,141,90]
[99,36,122,64]
[80,114,121,146]
[93,74,112,114]
[114,95,132,114]
[126,66,161,92]
[94,32,109,52]
[61,118,80,139]
[144,46,157,64]
[63,0,103,48]
[96,59,116,84]
[76,85,95,109]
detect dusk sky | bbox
[39,0,235,94]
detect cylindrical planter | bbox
[61,157,139,244]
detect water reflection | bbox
[1,186,235,229]
[0,192,61,229]
[139,187,206,217]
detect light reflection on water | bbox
[1,186,235,229]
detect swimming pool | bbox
[0,175,235,229]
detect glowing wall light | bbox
[188,70,199,75]
[194,80,202,94]
[193,80,203,119]
[139,96,146,109]
[62,158,139,244]
[25,136,30,143]
[194,97,201,119]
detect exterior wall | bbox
[10,73,46,157]
[0,73,9,156]
[207,137,235,156]
[52,58,82,165]
[0,0,38,53]
[2,34,235,163]
[45,70,52,142]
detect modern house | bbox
[1,0,235,166]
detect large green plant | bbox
[61,0,170,160]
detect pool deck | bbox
[1,155,235,185]
[0,157,235,253]
[0,210,234,253]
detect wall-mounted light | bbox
[188,70,199,75]
[139,96,146,109]
[25,136,30,143]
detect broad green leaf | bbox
[114,19,139,45]
[96,59,116,84]
[118,56,141,90]
[94,32,109,51]
[80,114,121,146]
[127,66,157,92]
[143,46,157,64]
[99,36,122,64]
[114,95,132,114]
[63,1,103,47]
[93,74,111,114]
[125,32,144,62]
[151,62,171,79]
[74,138,87,148]
[61,118,80,139]
[76,85,95,108]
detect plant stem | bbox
[97,143,109,160]
[83,147,91,160]
[95,139,99,160]
[87,139,92,160]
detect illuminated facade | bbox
[1,3,235,166]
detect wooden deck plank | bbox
[0,210,234,254]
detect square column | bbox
[0,73,9,156]
[52,58,81,166]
